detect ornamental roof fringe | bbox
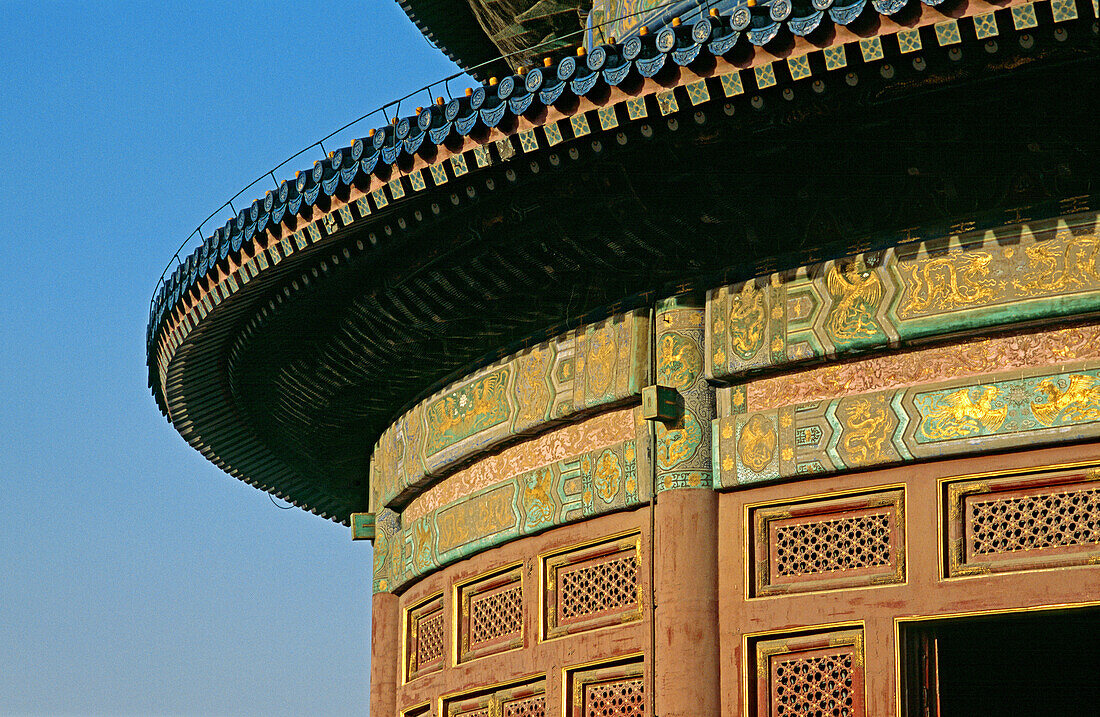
[146,0,1094,523]
[149,0,1063,369]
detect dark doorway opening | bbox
[901,607,1100,717]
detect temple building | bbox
[147,0,1100,714]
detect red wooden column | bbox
[370,591,399,717]
[652,294,720,717]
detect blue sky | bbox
[0,3,466,714]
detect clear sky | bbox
[0,3,467,714]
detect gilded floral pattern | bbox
[656,300,713,490]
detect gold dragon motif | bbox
[436,486,515,554]
[727,282,767,360]
[1013,233,1100,296]
[592,449,623,503]
[413,517,434,570]
[656,412,703,470]
[838,396,890,465]
[1031,374,1100,427]
[898,251,999,317]
[514,348,551,425]
[585,327,618,399]
[658,332,701,390]
[738,413,777,473]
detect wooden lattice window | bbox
[544,534,642,639]
[457,566,524,663]
[566,658,645,717]
[502,693,546,717]
[945,470,1100,577]
[752,629,865,717]
[406,594,445,681]
[445,680,545,717]
[750,490,905,597]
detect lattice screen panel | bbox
[502,694,545,717]
[544,534,643,639]
[445,681,545,717]
[406,595,446,681]
[753,629,865,717]
[751,490,905,597]
[566,658,645,717]
[946,469,1100,577]
[458,566,524,663]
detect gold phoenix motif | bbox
[917,386,1007,441]
[745,324,1100,413]
[403,408,636,521]
[424,369,510,455]
[1032,374,1100,426]
[824,260,883,347]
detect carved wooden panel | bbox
[406,595,445,681]
[458,566,524,663]
[544,534,642,639]
[566,659,645,717]
[946,470,1100,577]
[753,630,865,717]
[751,490,905,597]
[445,681,545,717]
